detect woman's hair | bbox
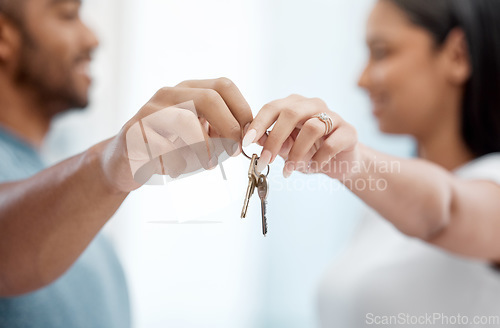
[387,0,500,157]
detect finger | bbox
[278,135,295,159]
[255,114,296,172]
[160,151,188,179]
[286,110,344,174]
[310,126,356,172]
[208,124,221,139]
[256,133,267,147]
[258,132,292,161]
[179,89,240,156]
[143,88,242,155]
[242,95,303,147]
[145,87,243,145]
[130,126,187,183]
[125,121,158,179]
[171,109,219,170]
[154,138,188,180]
[293,146,319,174]
[142,106,217,171]
[257,131,298,161]
[285,118,325,169]
[133,159,162,185]
[256,98,321,172]
[124,126,164,185]
[199,117,210,135]
[279,128,301,159]
[176,77,253,132]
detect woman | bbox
[242,0,500,326]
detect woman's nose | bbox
[357,64,371,90]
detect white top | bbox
[317,153,500,327]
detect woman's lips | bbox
[369,94,387,116]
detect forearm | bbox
[0,139,128,296]
[340,144,454,239]
[0,79,254,296]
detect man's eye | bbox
[58,4,80,20]
[61,10,78,20]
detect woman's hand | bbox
[243,94,360,180]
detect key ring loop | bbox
[241,147,253,160]
[241,147,270,177]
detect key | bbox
[241,154,259,218]
[257,174,268,236]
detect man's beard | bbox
[14,29,90,118]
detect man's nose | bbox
[82,23,100,52]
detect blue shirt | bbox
[0,126,131,328]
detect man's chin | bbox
[51,94,90,116]
[70,84,91,109]
[69,97,90,110]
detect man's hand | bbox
[0,78,253,296]
[101,78,253,192]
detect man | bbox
[0,0,252,326]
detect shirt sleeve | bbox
[455,153,500,186]
[0,141,44,183]
[0,144,18,183]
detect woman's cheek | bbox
[371,64,387,84]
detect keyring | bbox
[241,147,270,177]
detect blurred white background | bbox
[45,0,413,327]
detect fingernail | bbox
[283,161,295,178]
[256,150,272,172]
[243,123,250,136]
[232,143,241,157]
[242,129,257,148]
[208,157,218,169]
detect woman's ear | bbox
[0,14,21,65]
[441,28,472,85]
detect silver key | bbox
[257,174,268,236]
[241,154,259,218]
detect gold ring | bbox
[312,113,334,136]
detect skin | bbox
[0,0,252,296]
[243,0,500,260]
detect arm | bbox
[245,94,500,261]
[0,140,127,297]
[0,78,253,296]
[351,144,500,260]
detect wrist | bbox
[336,143,370,183]
[85,139,130,196]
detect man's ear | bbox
[0,13,21,64]
[441,28,472,85]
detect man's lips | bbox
[75,59,92,81]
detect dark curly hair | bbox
[0,0,26,26]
